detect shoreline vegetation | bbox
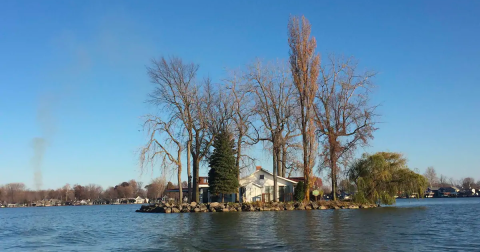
[136,200,379,214]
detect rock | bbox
[349,205,359,209]
[311,202,319,209]
[199,204,207,211]
[294,202,305,210]
[305,205,312,210]
[333,206,340,210]
[210,208,216,212]
[209,202,220,208]
[171,207,181,213]
[263,207,271,211]
[284,203,295,211]
[214,204,225,212]
[165,208,172,214]
[319,206,328,210]
[190,202,197,208]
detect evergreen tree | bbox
[294,181,305,202]
[208,129,239,202]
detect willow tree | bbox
[288,16,320,201]
[314,55,377,201]
[147,56,198,201]
[348,152,428,205]
[139,116,185,204]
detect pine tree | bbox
[208,129,239,202]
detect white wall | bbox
[240,170,296,202]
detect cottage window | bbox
[260,175,264,179]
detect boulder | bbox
[311,202,319,210]
[333,206,340,210]
[165,208,172,214]
[349,205,359,209]
[305,205,312,210]
[294,202,305,210]
[171,207,181,213]
[199,204,207,212]
[209,202,220,208]
[319,205,328,210]
[190,202,197,208]
[284,203,295,211]
[214,204,225,212]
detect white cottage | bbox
[239,166,297,202]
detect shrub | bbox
[294,181,305,201]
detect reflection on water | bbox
[1,198,479,251]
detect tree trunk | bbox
[235,134,242,202]
[273,137,278,202]
[193,156,200,203]
[329,136,337,201]
[187,140,192,203]
[178,157,183,205]
[276,147,282,178]
[282,144,287,177]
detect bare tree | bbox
[147,56,198,202]
[462,177,475,189]
[191,79,217,202]
[146,177,167,201]
[314,55,377,201]
[248,60,297,202]
[438,174,448,187]
[225,71,258,201]
[288,16,320,201]
[423,167,438,188]
[140,116,185,204]
[4,183,26,204]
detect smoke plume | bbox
[31,94,57,190]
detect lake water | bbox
[1,198,479,251]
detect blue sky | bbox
[1,1,479,189]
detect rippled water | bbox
[1,198,479,251]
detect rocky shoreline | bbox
[136,201,379,213]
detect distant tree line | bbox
[423,166,479,189]
[0,177,170,205]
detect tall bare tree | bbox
[314,55,377,201]
[191,79,217,202]
[248,60,297,202]
[224,71,258,201]
[423,167,438,187]
[288,16,320,201]
[147,56,198,201]
[140,116,185,204]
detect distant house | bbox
[426,187,440,198]
[135,196,145,204]
[439,187,460,197]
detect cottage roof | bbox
[241,168,298,184]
